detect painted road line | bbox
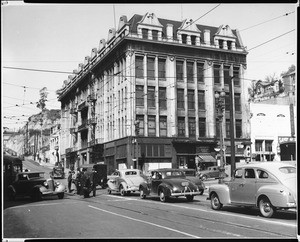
[102,195,296,228]
[88,205,201,238]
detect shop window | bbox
[255,140,263,152]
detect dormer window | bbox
[142,28,148,39]
[152,30,158,40]
[227,41,232,50]
[182,34,187,44]
[191,36,196,45]
[218,39,224,49]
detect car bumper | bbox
[171,191,202,197]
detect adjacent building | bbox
[49,121,61,165]
[57,13,251,174]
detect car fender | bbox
[158,183,172,197]
[256,184,292,207]
[120,181,128,191]
[139,182,150,195]
[55,184,66,193]
[208,184,231,205]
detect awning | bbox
[198,154,216,163]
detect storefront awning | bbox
[198,154,216,163]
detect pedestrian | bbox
[81,168,91,198]
[75,168,83,195]
[67,171,73,193]
[90,168,97,197]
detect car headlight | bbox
[43,181,48,187]
[55,181,60,186]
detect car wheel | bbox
[210,193,223,210]
[8,189,16,201]
[186,195,194,202]
[202,175,208,181]
[120,185,126,196]
[259,197,275,218]
[159,190,168,203]
[140,189,146,199]
[58,193,64,199]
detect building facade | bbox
[49,121,61,165]
[57,13,251,174]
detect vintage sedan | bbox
[208,162,296,218]
[107,169,148,196]
[7,171,65,201]
[139,168,205,202]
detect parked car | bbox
[49,166,65,179]
[139,168,205,202]
[6,171,65,201]
[207,162,296,218]
[79,163,108,188]
[107,169,147,196]
[198,166,228,180]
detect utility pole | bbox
[134,120,140,169]
[229,76,236,177]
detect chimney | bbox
[73,69,78,74]
[84,56,90,65]
[78,63,84,71]
[166,24,173,42]
[99,39,106,50]
[118,15,127,31]
[108,28,116,41]
[63,80,68,86]
[204,29,210,45]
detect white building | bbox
[49,121,61,165]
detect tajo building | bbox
[57,12,251,174]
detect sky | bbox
[2,2,297,131]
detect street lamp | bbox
[215,89,226,184]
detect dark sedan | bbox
[139,168,205,202]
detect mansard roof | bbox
[128,14,242,48]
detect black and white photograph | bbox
[2,2,297,240]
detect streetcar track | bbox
[65,195,295,238]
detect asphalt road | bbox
[3,160,298,239]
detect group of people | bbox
[67,167,97,198]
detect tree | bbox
[36,87,48,111]
[281,64,295,77]
[264,73,278,83]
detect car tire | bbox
[58,193,64,199]
[140,189,146,199]
[159,190,168,203]
[120,185,126,196]
[259,196,275,218]
[186,195,194,202]
[210,193,223,210]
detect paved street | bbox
[3,159,297,239]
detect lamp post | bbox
[215,89,226,184]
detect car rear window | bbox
[165,171,184,177]
[125,171,138,176]
[279,167,296,174]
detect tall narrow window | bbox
[159,87,167,109]
[182,34,187,44]
[265,140,273,152]
[234,93,241,112]
[187,62,194,83]
[191,36,196,45]
[135,56,144,79]
[224,66,230,85]
[188,117,196,137]
[199,118,206,137]
[226,119,230,138]
[148,116,156,136]
[214,64,220,84]
[225,92,230,111]
[158,58,166,80]
[233,67,240,86]
[176,60,184,81]
[178,117,185,137]
[198,90,205,110]
[147,86,155,108]
[177,89,184,109]
[236,119,242,138]
[136,85,144,107]
[142,28,148,39]
[197,62,204,83]
[152,30,158,40]
[227,41,232,50]
[159,116,167,137]
[136,115,144,136]
[187,90,195,109]
[218,39,224,49]
[147,57,155,80]
[255,140,263,152]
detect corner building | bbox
[57,13,251,174]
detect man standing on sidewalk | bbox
[90,168,97,197]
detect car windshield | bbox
[28,173,44,179]
[165,171,185,177]
[279,166,296,174]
